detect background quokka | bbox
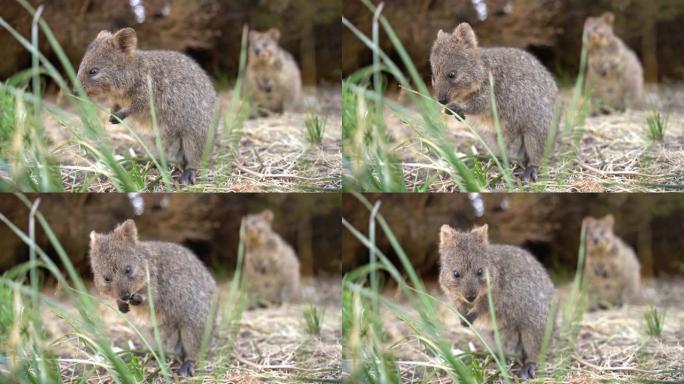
[439,224,555,379]
[583,214,641,310]
[89,219,216,377]
[243,210,301,306]
[430,23,559,182]
[584,12,644,113]
[246,28,302,116]
[76,27,217,185]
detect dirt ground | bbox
[383,83,684,192]
[40,276,341,383]
[379,278,684,383]
[43,85,341,192]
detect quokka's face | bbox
[584,215,615,252]
[89,220,147,302]
[430,23,484,114]
[76,28,137,97]
[438,225,491,307]
[248,29,281,65]
[584,14,614,49]
[244,210,275,244]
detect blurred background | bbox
[0,193,341,279]
[1,0,341,85]
[342,193,684,281]
[342,0,684,84]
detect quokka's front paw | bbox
[109,110,125,124]
[129,293,143,305]
[117,299,130,313]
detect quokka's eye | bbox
[104,276,112,283]
[448,71,456,79]
[125,265,132,275]
[452,270,461,279]
[476,268,483,277]
[88,67,99,76]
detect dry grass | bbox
[39,276,341,383]
[378,83,684,192]
[376,278,684,383]
[43,85,341,192]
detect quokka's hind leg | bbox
[521,129,545,182]
[178,325,202,377]
[179,133,204,185]
[519,326,543,379]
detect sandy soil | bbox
[39,276,341,383]
[378,278,684,383]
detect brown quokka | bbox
[89,220,216,377]
[246,28,302,116]
[243,210,301,306]
[76,28,217,185]
[583,214,641,309]
[439,224,555,379]
[430,23,559,182]
[584,12,643,113]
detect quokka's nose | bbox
[254,48,261,55]
[438,95,448,105]
[465,293,477,303]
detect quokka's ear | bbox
[471,224,489,244]
[114,219,138,244]
[96,30,112,40]
[437,29,450,40]
[440,224,458,247]
[602,214,615,228]
[267,28,281,42]
[89,231,99,248]
[601,12,615,26]
[452,22,478,49]
[112,28,137,57]
[261,209,274,223]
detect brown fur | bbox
[243,210,301,306]
[584,13,644,112]
[89,220,216,376]
[245,29,302,115]
[430,23,559,182]
[76,28,217,185]
[583,214,641,310]
[439,224,555,379]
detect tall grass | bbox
[644,306,666,337]
[0,194,247,382]
[342,193,591,382]
[645,110,668,142]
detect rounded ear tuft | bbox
[602,12,615,25]
[452,22,478,49]
[96,30,112,40]
[437,29,449,40]
[267,28,281,42]
[112,27,137,56]
[603,214,615,228]
[262,210,274,223]
[471,224,489,243]
[440,224,457,245]
[115,219,138,244]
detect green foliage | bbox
[645,110,668,142]
[644,305,666,337]
[303,303,324,336]
[305,114,326,145]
